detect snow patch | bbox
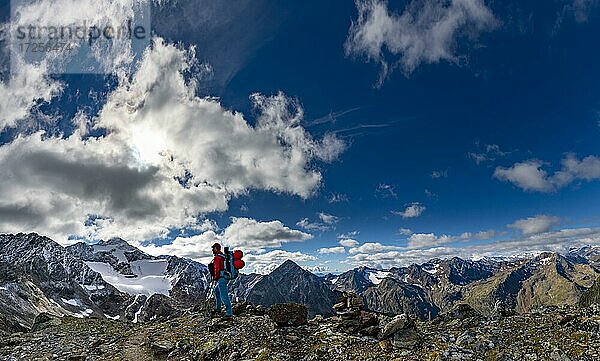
[133,305,143,323]
[422,264,440,275]
[82,284,105,291]
[365,270,390,285]
[0,286,7,291]
[80,309,93,317]
[106,314,120,320]
[86,259,172,296]
[330,277,339,285]
[61,298,81,307]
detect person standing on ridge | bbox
[210,242,232,318]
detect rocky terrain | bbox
[1,232,600,359]
[1,297,599,360]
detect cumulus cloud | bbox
[346,226,600,269]
[494,154,600,192]
[0,0,154,131]
[318,246,346,254]
[339,238,360,247]
[136,217,312,265]
[392,202,426,218]
[0,39,344,243]
[407,229,495,248]
[508,215,561,236]
[349,242,402,254]
[344,0,497,85]
[244,250,317,274]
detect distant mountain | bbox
[0,233,131,331]
[233,260,340,317]
[329,266,390,294]
[66,238,212,305]
[1,232,599,332]
[464,252,598,316]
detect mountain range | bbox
[1,232,599,334]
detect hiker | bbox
[211,242,233,318]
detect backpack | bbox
[219,247,245,280]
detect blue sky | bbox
[1,1,600,273]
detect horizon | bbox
[2,231,598,276]
[1,0,600,275]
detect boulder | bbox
[436,303,482,323]
[379,314,414,340]
[31,312,61,332]
[137,294,180,322]
[267,303,308,327]
[378,313,421,348]
[151,340,175,355]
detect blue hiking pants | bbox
[214,277,232,316]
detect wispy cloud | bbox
[468,143,510,165]
[345,0,497,86]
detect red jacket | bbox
[212,252,225,280]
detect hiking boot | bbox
[221,314,233,321]
[210,309,224,318]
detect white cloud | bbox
[318,246,346,254]
[407,229,496,249]
[349,242,402,254]
[339,238,360,247]
[494,154,600,192]
[304,265,336,274]
[0,0,155,131]
[244,250,317,274]
[0,60,62,131]
[508,215,561,236]
[338,230,360,239]
[318,212,339,224]
[0,38,344,243]
[345,0,497,85]
[408,233,453,248]
[392,202,426,218]
[345,226,600,269]
[136,217,312,265]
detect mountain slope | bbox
[464,252,598,315]
[0,233,131,328]
[241,260,340,317]
[66,238,212,304]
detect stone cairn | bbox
[332,292,379,337]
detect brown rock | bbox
[379,339,393,352]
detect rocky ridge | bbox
[1,299,598,360]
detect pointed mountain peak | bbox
[99,237,130,246]
[274,259,306,274]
